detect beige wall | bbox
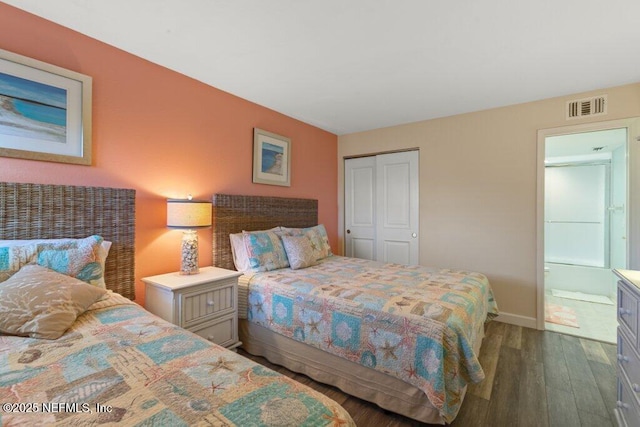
[338,82,640,326]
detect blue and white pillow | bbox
[35,235,107,287]
[0,236,109,288]
[242,230,289,272]
[230,227,281,272]
[0,244,37,283]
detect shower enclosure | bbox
[544,129,627,300]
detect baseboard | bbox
[494,312,538,329]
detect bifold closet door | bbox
[345,150,419,264]
[345,156,376,260]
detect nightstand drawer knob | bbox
[207,335,215,341]
[633,384,640,393]
[207,300,215,307]
[619,307,632,316]
[617,400,630,410]
[618,354,630,363]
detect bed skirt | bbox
[239,319,485,424]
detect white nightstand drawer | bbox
[191,315,238,349]
[618,370,640,427]
[619,329,640,388]
[181,278,236,327]
[619,280,639,345]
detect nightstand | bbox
[614,269,640,427]
[143,266,243,350]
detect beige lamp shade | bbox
[167,199,212,229]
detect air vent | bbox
[567,95,607,119]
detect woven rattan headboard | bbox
[212,194,318,270]
[0,182,136,300]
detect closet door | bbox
[345,151,419,264]
[376,151,419,265]
[344,156,376,260]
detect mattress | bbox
[238,255,498,423]
[0,292,354,426]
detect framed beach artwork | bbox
[252,128,291,186]
[0,48,92,165]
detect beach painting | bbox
[253,128,291,186]
[0,71,67,143]
[260,142,284,175]
[0,48,92,165]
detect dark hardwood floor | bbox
[238,321,618,426]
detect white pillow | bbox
[229,232,250,272]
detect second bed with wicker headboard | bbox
[211,193,498,424]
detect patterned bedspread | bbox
[0,292,354,426]
[243,256,499,423]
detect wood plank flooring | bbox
[238,321,618,426]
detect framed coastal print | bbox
[0,48,92,165]
[253,128,291,186]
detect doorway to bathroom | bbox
[542,128,627,343]
[537,118,640,343]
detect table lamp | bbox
[167,196,212,274]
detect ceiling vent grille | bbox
[567,95,607,120]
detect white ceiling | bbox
[546,128,627,159]
[4,0,640,135]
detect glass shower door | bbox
[544,163,608,268]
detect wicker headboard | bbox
[212,194,318,270]
[0,182,136,300]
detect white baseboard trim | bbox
[494,312,538,329]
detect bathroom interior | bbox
[544,128,627,344]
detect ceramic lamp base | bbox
[180,229,199,275]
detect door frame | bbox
[536,117,640,330]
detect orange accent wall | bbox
[0,4,338,304]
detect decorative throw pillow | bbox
[280,224,332,261]
[0,264,107,339]
[0,244,37,283]
[34,235,107,288]
[230,228,281,272]
[0,237,110,287]
[281,235,318,270]
[0,238,112,255]
[242,230,289,272]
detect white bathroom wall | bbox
[610,143,627,270]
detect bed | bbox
[0,182,354,426]
[212,193,499,425]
